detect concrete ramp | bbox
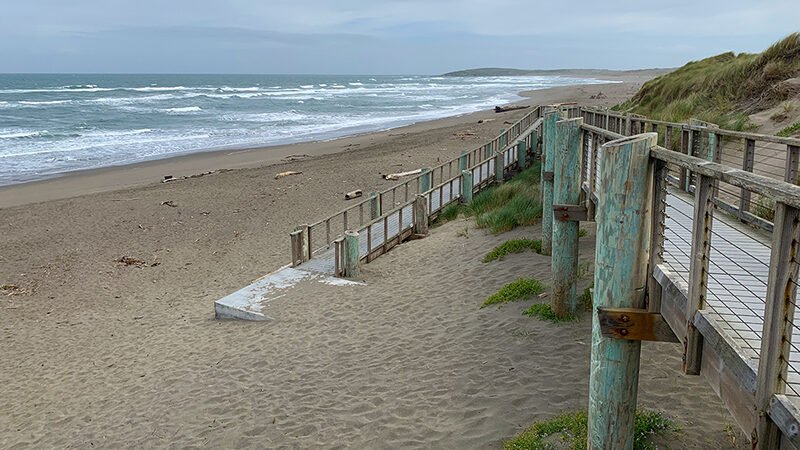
[214,266,363,321]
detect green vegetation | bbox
[434,202,464,225]
[579,285,593,311]
[753,196,777,222]
[483,238,542,262]
[778,121,800,137]
[468,164,543,233]
[578,228,588,238]
[504,410,674,450]
[482,278,546,308]
[617,33,800,130]
[523,303,577,324]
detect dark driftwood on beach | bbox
[494,105,530,113]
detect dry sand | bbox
[1,75,748,447]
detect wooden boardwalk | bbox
[662,191,800,399]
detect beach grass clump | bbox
[433,202,464,226]
[578,284,593,311]
[482,278,546,308]
[777,122,800,137]
[753,196,776,222]
[467,164,542,233]
[578,228,588,238]
[504,410,674,450]
[483,239,542,262]
[616,33,800,130]
[523,303,577,324]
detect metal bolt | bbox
[619,328,629,336]
[620,315,630,323]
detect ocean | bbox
[0,74,609,185]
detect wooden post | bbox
[683,172,714,375]
[588,132,657,449]
[648,159,668,313]
[755,202,800,449]
[552,118,583,318]
[680,128,690,192]
[517,141,527,169]
[343,230,360,278]
[461,170,473,204]
[369,192,380,219]
[459,150,468,172]
[624,114,632,136]
[290,229,303,267]
[295,224,309,263]
[541,110,560,256]
[421,168,431,193]
[785,144,800,185]
[413,194,428,235]
[494,150,504,184]
[530,129,540,160]
[740,138,756,215]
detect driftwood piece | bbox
[344,190,363,200]
[383,168,422,181]
[275,171,302,180]
[494,105,530,113]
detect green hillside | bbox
[616,33,800,130]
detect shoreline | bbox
[0,79,646,209]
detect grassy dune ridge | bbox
[616,33,800,131]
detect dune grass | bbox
[469,163,542,233]
[504,410,674,450]
[616,33,800,130]
[778,122,800,137]
[482,278,546,308]
[523,303,577,324]
[483,238,542,262]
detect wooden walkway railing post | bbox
[552,117,584,318]
[648,158,668,313]
[530,129,540,161]
[683,128,716,375]
[369,192,380,219]
[517,141,527,169]
[755,201,800,449]
[588,132,657,449]
[290,229,303,267]
[459,150,468,172]
[461,170,473,204]
[413,194,429,235]
[421,168,431,193]
[495,149,504,184]
[343,230,361,278]
[740,138,756,216]
[541,109,561,256]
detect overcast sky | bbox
[2,0,799,74]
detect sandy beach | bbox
[1,74,748,447]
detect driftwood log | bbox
[494,105,530,113]
[383,168,422,181]
[344,190,363,200]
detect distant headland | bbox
[440,67,672,78]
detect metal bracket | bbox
[542,171,554,182]
[597,307,679,343]
[553,204,588,222]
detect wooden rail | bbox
[557,106,800,448]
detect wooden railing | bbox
[539,106,800,449]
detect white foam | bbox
[162,106,202,114]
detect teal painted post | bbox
[587,132,657,449]
[344,230,361,278]
[517,141,526,169]
[531,129,539,160]
[421,168,431,192]
[551,118,583,318]
[541,110,560,256]
[459,150,468,171]
[461,170,473,204]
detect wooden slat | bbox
[768,395,800,449]
[684,174,714,375]
[740,138,756,215]
[648,159,667,313]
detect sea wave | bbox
[162,106,203,114]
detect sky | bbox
[1,0,799,74]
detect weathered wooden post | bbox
[461,170,473,204]
[755,201,800,449]
[517,141,527,170]
[530,129,539,160]
[294,224,309,263]
[551,118,584,318]
[369,192,380,219]
[588,132,657,449]
[343,230,361,278]
[421,168,431,193]
[541,109,561,256]
[494,149,504,184]
[413,194,429,235]
[290,229,303,267]
[459,150,468,172]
